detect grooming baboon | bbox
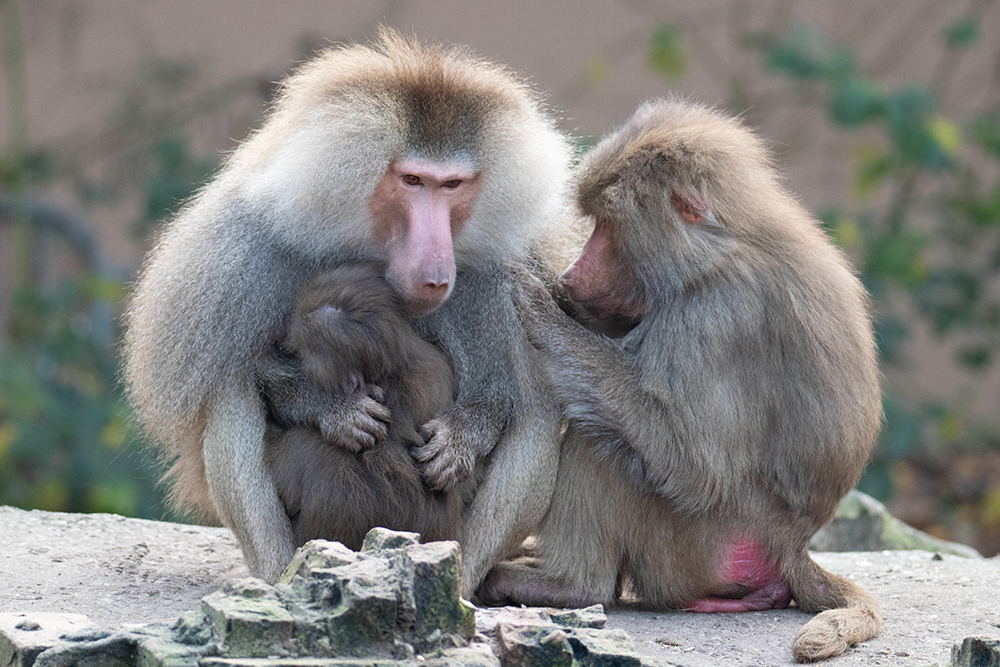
[479,100,883,663]
[259,263,465,550]
[123,30,572,587]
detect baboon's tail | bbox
[784,553,881,662]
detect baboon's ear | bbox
[670,191,712,225]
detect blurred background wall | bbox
[1,0,999,555]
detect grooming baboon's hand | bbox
[413,416,476,491]
[319,383,390,452]
[511,269,573,350]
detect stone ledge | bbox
[2,507,998,666]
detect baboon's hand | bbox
[511,269,576,351]
[319,383,391,452]
[412,414,476,491]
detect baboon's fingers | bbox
[360,389,391,423]
[511,271,574,347]
[365,383,385,403]
[319,391,391,451]
[412,418,475,491]
[320,423,366,452]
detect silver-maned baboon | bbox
[123,30,573,588]
[479,100,883,663]
[259,263,466,551]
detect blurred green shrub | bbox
[0,0,260,523]
[0,133,217,520]
[0,276,155,516]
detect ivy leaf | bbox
[885,87,957,170]
[853,143,893,199]
[972,113,1000,156]
[945,18,979,48]
[648,25,685,78]
[830,76,885,126]
[957,346,991,370]
[867,229,928,286]
[80,274,128,302]
[0,151,54,188]
[765,25,854,80]
[927,116,962,159]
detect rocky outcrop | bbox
[0,530,649,667]
[810,490,981,557]
[951,637,1000,667]
[1,516,994,667]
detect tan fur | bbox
[479,99,882,662]
[123,29,570,585]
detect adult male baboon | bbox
[479,100,883,663]
[123,30,572,588]
[258,263,464,551]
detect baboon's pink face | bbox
[370,159,481,316]
[560,222,646,320]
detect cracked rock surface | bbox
[2,506,999,666]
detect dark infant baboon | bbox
[258,263,464,551]
[479,100,883,662]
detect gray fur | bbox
[123,29,571,587]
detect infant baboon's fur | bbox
[258,263,462,550]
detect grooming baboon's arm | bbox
[513,271,749,510]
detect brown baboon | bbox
[122,29,574,588]
[479,100,883,663]
[258,263,465,551]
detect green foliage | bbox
[0,277,166,518]
[973,113,1000,156]
[764,19,1000,530]
[0,136,216,524]
[829,75,885,127]
[752,21,1000,376]
[0,26,230,521]
[887,88,958,170]
[143,136,217,228]
[764,25,854,80]
[770,20,1000,551]
[866,229,929,286]
[0,138,216,518]
[0,150,54,189]
[945,18,979,48]
[648,24,685,78]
